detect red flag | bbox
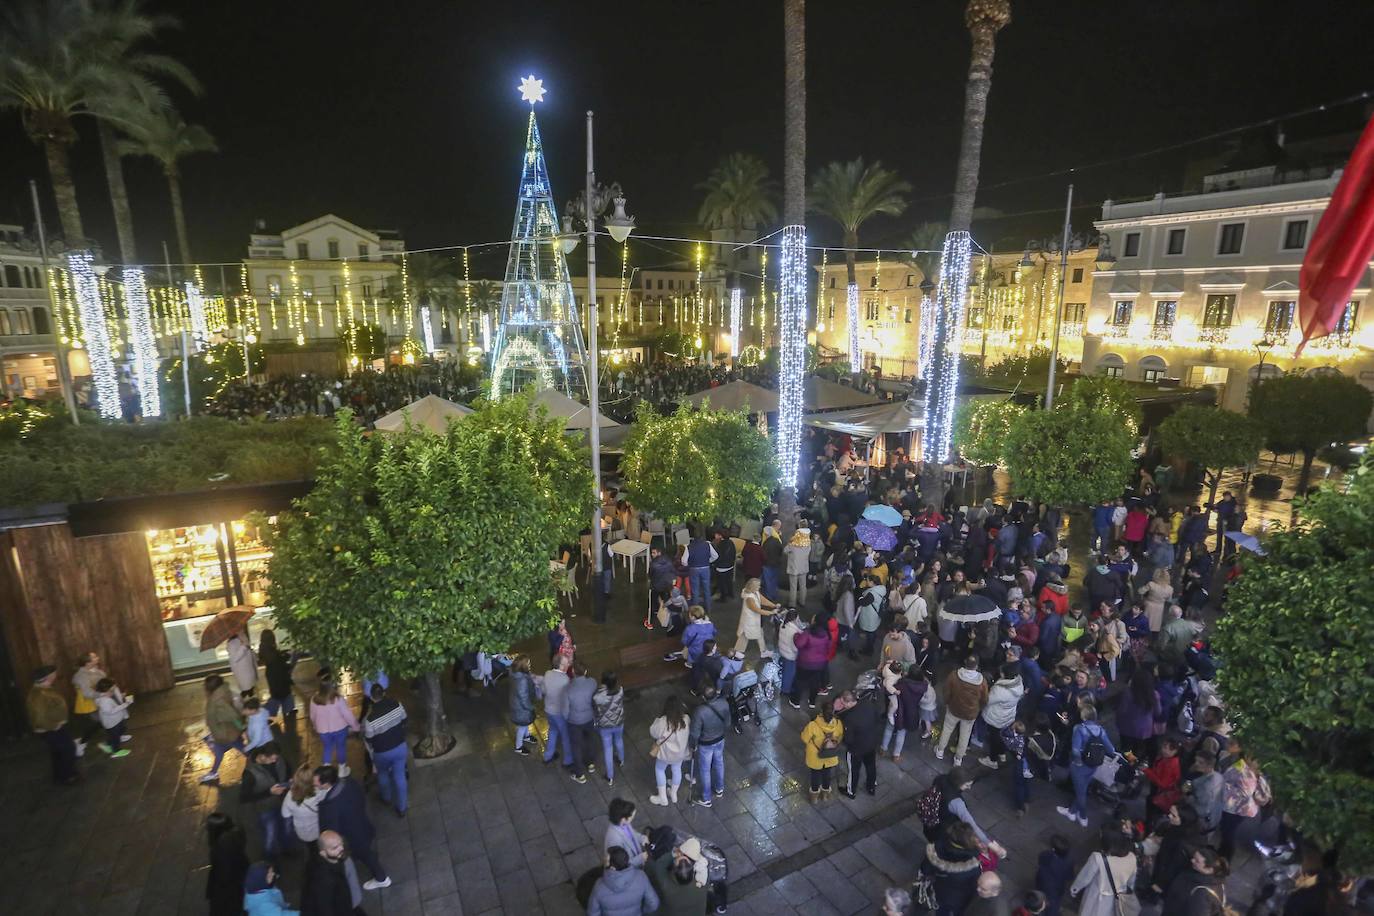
[1297,113,1374,354]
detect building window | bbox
[358,242,370,260]
[1152,300,1177,339]
[1071,268,1084,284]
[267,276,282,297]
[829,276,836,289]
[1063,302,1085,323]
[327,239,340,259]
[1217,223,1245,255]
[865,299,879,321]
[0,309,11,335]
[3,265,19,287]
[657,279,663,290]
[1203,294,1235,327]
[296,241,309,259]
[1101,364,1124,379]
[1111,300,1134,326]
[1166,228,1186,255]
[1282,219,1309,250]
[870,276,879,289]
[904,274,913,287]
[362,284,373,298]
[1142,366,1165,383]
[33,306,50,334]
[1139,356,1168,384]
[643,277,651,289]
[1265,300,1295,334]
[1123,232,1141,257]
[14,308,31,334]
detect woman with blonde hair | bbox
[1139,567,1174,632]
[280,762,322,848]
[734,577,777,659]
[308,682,358,770]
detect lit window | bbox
[1203,294,1235,328]
[1143,368,1164,383]
[1101,364,1124,379]
[1112,300,1134,326]
[1063,302,1085,323]
[1265,301,1295,333]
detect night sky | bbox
[2,1,1372,274]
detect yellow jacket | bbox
[801,715,844,769]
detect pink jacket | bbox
[309,696,359,735]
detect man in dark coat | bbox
[836,689,884,797]
[301,830,361,916]
[315,765,390,890]
[711,530,737,601]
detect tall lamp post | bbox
[564,111,634,623]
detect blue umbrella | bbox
[862,504,904,527]
[855,519,897,551]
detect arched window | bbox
[1247,363,1282,382]
[1138,355,1168,384]
[1097,352,1125,379]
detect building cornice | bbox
[1096,197,1329,229]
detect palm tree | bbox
[698,152,778,239]
[901,221,947,285]
[404,252,457,339]
[810,157,911,287]
[778,0,806,532]
[922,0,1011,501]
[468,279,501,346]
[117,108,217,264]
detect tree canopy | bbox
[953,398,1025,467]
[621,403,777,527]
[1063,374,1143,435]
[1003,403,1135,506]
[267,399,593,754]
[1215,458,1374,871]
[1248,372,1373,494]
[1155,404,1263,502]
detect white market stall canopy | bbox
[678,380,779,414]
[804,377,883,411]
[803,392,1011,437]
[532,387,621,430]
[373,394,473,434]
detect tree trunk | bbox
[43,137,85,246]
[97,120,138,264]
[921,2,1008,510]
[778,0,807,540]
[167,170,193,265]
[414,670,456,759]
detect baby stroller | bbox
[757,658,781,703]
[726,668,761,734]
[853,668,882,702]
[1090,754,1143,809]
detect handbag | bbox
[1101,853,1141,916]
[817,738,841,760]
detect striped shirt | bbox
[362,698,407,753]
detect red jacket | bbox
[1143,754,1182,809]
[825,617,840,660]
[1038,585,1069,616]
[1012,615,1040,650]
[741,541,765,578]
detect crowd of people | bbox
[22,424,1365,915]
[205,362,482,424]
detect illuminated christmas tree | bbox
[489,76,587,399]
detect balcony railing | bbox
[1149,323,1174,341]
[1262,327,1292,346]
[1198,325,1231,344]
[1104,322,1131,338]
[1059,321,1084,339]
[1309,324,1358,349]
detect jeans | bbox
[696,741,725,799]
[847,750,876,793]
[259,808,288,858]
[544,714,572,766]
[1069,762,1094,818]
[601,567,613,599]
[881,722,908,757]
[1011,758,1031,810]
[780,657,797,696]
[515,724,531,749]
[40,727,77,783]
[569,720,596,772]
[788,573,807,607]
[761,567,779,602]
[935,712,975,760]
[209,736,245,774]
[105,720,126,748]
[265,694,296,718]
[1093,526,1112,553]
[319,728,349,766]
[598,726,624,780]
[654,757,682,789]
[373,742,409,813]
[808,766,833,791]
[689,567,712,611]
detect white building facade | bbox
[1081,168,1374,413]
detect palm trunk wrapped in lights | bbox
[847,281,860,369]
[923,230,973,464]
[730,287,742,358]
[124,268,161,418]
[776,224,808,488]
[67,251,120,419]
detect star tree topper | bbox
[518,74,545,105]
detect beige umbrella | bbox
[374,394,473,434]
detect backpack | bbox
[916,783,945,828]
[1081,727,1108,767]
[647,825,677,861]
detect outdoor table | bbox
[609,538,650,581]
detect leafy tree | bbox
[1155,405,1263,507]
[1003,404,1135,507]
[621,403,777,528]
[268,398,594,757]
[1214,458,1374,871]
[1064,374,1143,435]
[1248,373,1374,496]
[339,323,388,362]
[160,340,266,417]
[979,346,1067,384]
[954,399,1026,467]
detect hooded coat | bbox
[944,667,989,721]
[587,865,660,916]
[981,676,1025,730]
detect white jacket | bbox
[95,688,132,728]
[649,716,691,764]
[981,676,1024,730]
[778,620,803,661]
